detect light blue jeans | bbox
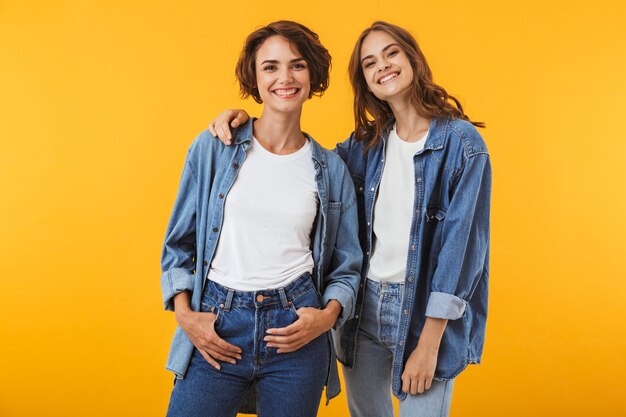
[342,279,454,417]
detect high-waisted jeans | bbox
[342,278,454,417]
[167,272,329,417]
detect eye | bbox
[263,65,277,71]
[387,50,398,58]
[363,61,375,69]
[292,62,307,70]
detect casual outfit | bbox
[335,118,491,417]
[160,119,362,415]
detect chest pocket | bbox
[425,207,447,269]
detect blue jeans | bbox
[342,279,454,417]
[167,273,330,417]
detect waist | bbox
[204,272,316,309]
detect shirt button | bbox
[403,309,408,315]
[366,251,370,256]
[370,187,375,192]
[367,222,371,226]
[359,186,364,192]
[204,260,208,266]
[212,227,219,232]
[399,341,404,346]
[416,177,423,183]
[218,194,224,199]
[411,245,416,251]
[233,163,239,169]
[407,276,413,283]
[355,315,360,319]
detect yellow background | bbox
[1,1,625,416]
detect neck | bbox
[254,108,305,154]
[387,95,431,142]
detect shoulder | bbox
[443,118,489,158]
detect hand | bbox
[263,301,341,353]
[401,341,439,394]
[176,309,242,370]
[207,109,250,145]
[400,317,447,394]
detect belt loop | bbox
[278,287,290,309]
[223,289,234,312]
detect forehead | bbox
[360,30,397,58]
[256,35,301,61]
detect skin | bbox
[175,35,342,370]
[207,31,448,394]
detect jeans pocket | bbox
[289,284,321,317]
[200,294,222,328]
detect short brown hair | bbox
[235,21,331,104]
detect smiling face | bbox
[254,35,311,115]
[359,30,414,103]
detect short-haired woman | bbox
[161,21,362,417]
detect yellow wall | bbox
[1,1,625,416]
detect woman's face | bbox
[359,30,413,103]
[255,35,311,114]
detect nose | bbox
[278,67,294,84]
[377,60,391,72]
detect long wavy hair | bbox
[348,21,484,151]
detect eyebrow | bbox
[260,57,306,65]
[361,43,400,64]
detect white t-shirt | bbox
[368,125,428,283]
[208,136,318,290]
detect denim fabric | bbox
[160,119,362,407]
[166,273,329,417]
[342,279,454,417]
[334,118,491,400]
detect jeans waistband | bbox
[205,272,315,311]
[365,278,404,295]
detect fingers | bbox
[198,349,221,370]
[401,373,432,395]
[214,337,242,356]
[266,320,302,336]
[231,111,248,128]
[208,121,217,137]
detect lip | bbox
[377,71,400,85]
[271,87,301,99]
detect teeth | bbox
[379,73,398,84]
[274,88,298,96]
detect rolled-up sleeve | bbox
[427,152,491,320]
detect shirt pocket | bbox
[323,201,342,251]
[425,206,447,269]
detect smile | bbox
[272,88,300,98]
[378,72,399,84]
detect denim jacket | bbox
[334,117,491,400]
[160,119,362,409]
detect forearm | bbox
[417,317,448,351]
[173,291,193,323]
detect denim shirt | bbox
[160,119,362,409]
[334,117,491,400]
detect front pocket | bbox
[200,296,222,327]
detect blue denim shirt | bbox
[334,117,491,400]
[160,119,362,408]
